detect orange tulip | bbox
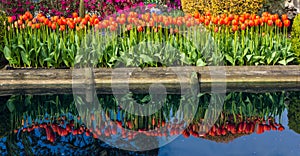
[75,17,82,23]
[228,14,234,21]
[232,19,238,26]
[232,25,238,32]
[214,26,218,32]
[194,11,200,19]
[137,25,143,32]
[7,16,13,23]
[239,16,245,23]
[205,11,211,16]
[254,19,259,26]
[199,16,205,23]
[35,23,40,29]
[283,20,290,27]
[271,14,279,21]
[17,19,23,25]
[47,21,52,28]
[204,19,210,26]
[249,20,254,27]
[262,16,268,23]
[267,20,273,26]
[27,21,32,27]
[72,12,78,18]
[81,18,88,25]
[43,18,49,25]
[241,23,246,30]
[281,14,288,21]
[278,125,285,131]
[51,23,57,30]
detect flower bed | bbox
[1,6,298,68]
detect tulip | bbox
[137,26,143,32]
[214,27,219,32]
[51,23,57,30]
[232,25,238,32]
[283,20,290,27]
[281,14,288,21]
[278,125,285,131]
[267,20,273,26]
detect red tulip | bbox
[241,23,246,30]
[249,20,254,27]
[59,25,65,31]
[35,23,40,29]
[31,24,36,29]
[137,26,143,32]
[194,12,200,19]
[271,14,279,22]
[199,16,205,23]
[232,25,238,32]
[232,19,238,26]
[267,20,273,26]
[283,20,290,27]
[214,26,218,32]
[261,17,267,24]
[204,19,210,26]
[278,125,285,131]
[281,14,288,21]
[182,129,190,138]
[254,19,259,26]
[228,14,234,21]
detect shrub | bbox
[181,0,264,15]
[258,0,286,15]
[0,0,145,19]
[291,13,300,64]
[0,10,7,68]
[0,10,6,52]
[0,0,35,16]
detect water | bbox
[0,90,299,155]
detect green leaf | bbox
[6,100,15,112]
[246,54,253,61]
[196,58,207,66]
[140,54,153,64]
[3,46,12,60]
[278,60,287,65]
[21,51,30,66]
[286,57,295,64]
[225,54,234,65]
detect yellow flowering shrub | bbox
[181,0,264,15]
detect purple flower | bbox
[12,8,17,13]
[51,9,56,13]
[12,16,16,21]
[19,8,24,12]
[30,5,35,10]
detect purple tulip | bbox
[30,5,35,10]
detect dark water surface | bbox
[0,89,299,155]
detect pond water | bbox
[0,88,299,155]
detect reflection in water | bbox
[287,92,300,134]
[0,91,298,155]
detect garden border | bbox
[0,65,299,95]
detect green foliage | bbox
[287,92,300,134]
[259,0,286,15]
[0,10,6,55]
[291,14,300,64]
